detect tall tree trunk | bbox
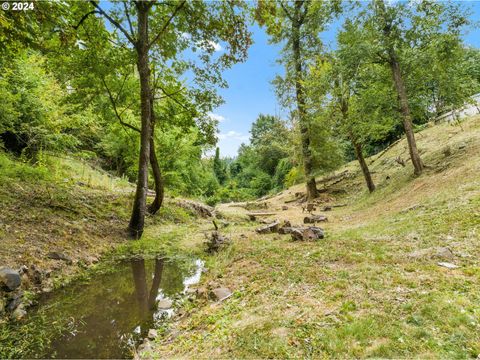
[128,3,152,239]
[389,57,424,175]
[350,134,375,192]
[292,2,317,200]
[148,97,164,215]
[341,95,375,193]
[376,0,424,176]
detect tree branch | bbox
[123,2,136,41]
[279,1,294,22]
[155,84,191,112]
[102,78,141,133]
[153,86,185,100]
[89,1,136,45]
[73,10,99,30]
[148,0,186,49]
[300,1,308,24]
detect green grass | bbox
[143,116,480,359]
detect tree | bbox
[366,0,472,175]
[256,0,340,200]
[373,0,423,175]
[313,20,398,193]
[75,0,251,238]
[213,147,227,185]
[249,114,289,176]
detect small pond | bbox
[24,257,203,359]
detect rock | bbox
[0,268,21,291]
[28,265,43,285]
[205,231,230,253]
[147,329,158,340]
[47,252,73,265]
[157,299,173,309]
[437,262,459,269]
[408,247,454,261]
[12,305,26,321]
[291,227,324,241]
[303,215,328,224]
[433,247,454,261]
[255,221,280,234]
[210,287,233,302]
[196,287,208,299]
[282,206,288,211]
[302,203,316,213]
[6,293,22,312]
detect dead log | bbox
[303,215,328,224]
[255,220,280,234]
[278,226,294,234]
[175,200,214,218]
[290,226,324,241]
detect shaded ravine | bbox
[21,257,204,359]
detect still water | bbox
[32,257,203,359]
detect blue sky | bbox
[213,2,480,157]
[211,24,284,157]
[97,1,480,158]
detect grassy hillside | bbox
[143,115,480,358]
[0,153,199,292]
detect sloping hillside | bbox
[144,116,480,358]
[0,154,200,293]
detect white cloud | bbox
[218,130,249,141]
[208,40,222,52]
[199,40,223,52]
[208,112,226,123]
[180,32,222,52]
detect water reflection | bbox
[27,257,203,359]
[131,258,166,316]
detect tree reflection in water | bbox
[131,258,165,318]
